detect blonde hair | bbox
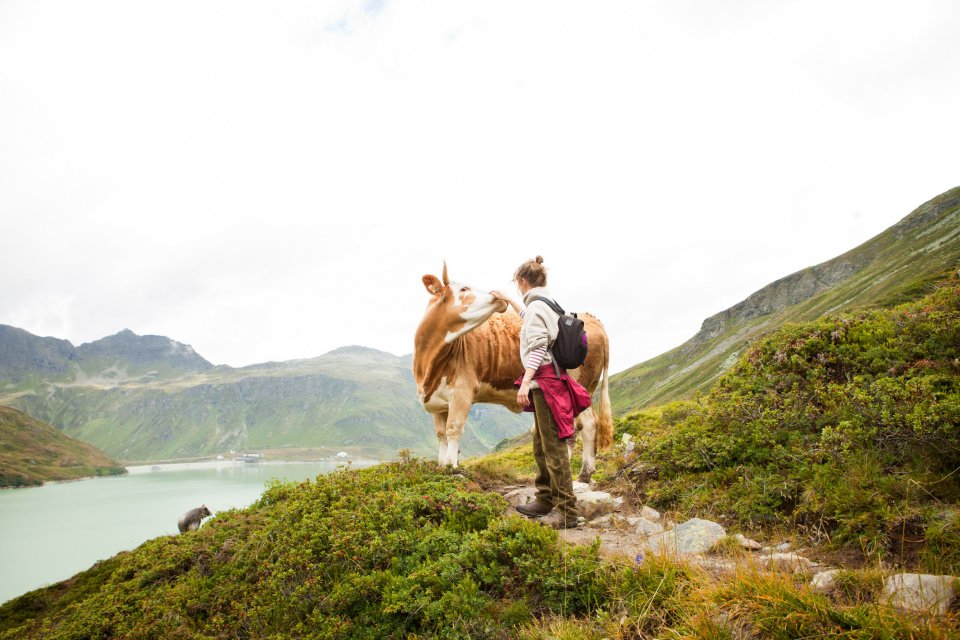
[514,255,547,288]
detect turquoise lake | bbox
[0,459,377,604]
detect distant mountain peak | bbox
[324,345,395,357]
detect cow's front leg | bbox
[576,408,598,483]
[443,394,472,468]
[433,412,449,465]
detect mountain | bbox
[0,405,125,487]
[0,326,212,384]
[0,334,528,462]
[610,186,960,414]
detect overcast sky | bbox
[1,1,958,374]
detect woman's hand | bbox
[517,381,531,407]
[491,291,520,314]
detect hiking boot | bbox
[538,511,580,530]
[516,498,553,518]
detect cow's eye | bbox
[460,287,470,292]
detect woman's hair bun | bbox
[514,256,548,287]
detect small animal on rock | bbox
[178,505,212,533]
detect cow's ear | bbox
[423,275,442,295]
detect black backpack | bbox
[531,296,588,370]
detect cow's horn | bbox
[442,261,449,286]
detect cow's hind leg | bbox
[434,412,449,465]
[576,408,598,483]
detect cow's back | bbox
[568,313,607,395]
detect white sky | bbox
[1,1,958,374]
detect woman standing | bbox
[494,256,590,529]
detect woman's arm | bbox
[490,291,523,315]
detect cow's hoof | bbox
[577,471,594,484]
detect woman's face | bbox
[515,278,531,295]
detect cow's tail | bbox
[595,348,613,450]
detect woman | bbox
[494,256,590,529]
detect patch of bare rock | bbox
[500,481,960,615]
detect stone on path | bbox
[760,552,814,574]
[588,513,622,528]
[810,570,841,594]
[502,484,620,521]
[645,518,726,556]
[734,533,762,551]
[572,481,592,494]
[503,486,538,508]
[639,506,661,521]
[577,491,623,520]
[884,573,959,615]
[633,517,664,537]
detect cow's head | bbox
[419,262,508,344]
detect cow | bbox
[413,262,612,482]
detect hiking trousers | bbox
[531,389,578,519]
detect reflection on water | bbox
[0,459,376,604]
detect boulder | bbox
[760,552,814,574]
[645,518,726,556]
[576,490,623,520]
[775,542,792,552]
[810,570,841,594]
[572,481,592,494]
[884,573,959,615]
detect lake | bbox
[0,459,377,605]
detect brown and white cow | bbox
[413,263,612,482]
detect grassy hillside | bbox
[2,458,955,639]
[0,405,125,488]
[0,344,528,463]
[611,186,960,414]
[612,278,960,568]
[3,281,957,635]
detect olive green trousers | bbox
[531,389,578,518]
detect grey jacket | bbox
[520,286,560,370]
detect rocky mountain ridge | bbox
[610,186,960,413]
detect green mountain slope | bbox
[615,278,960,563]
[611,186,960,414]
[0,405,125,487]
[0,338,528,462]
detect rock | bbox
[503,486,538,508]
[775,542,792,552]
[760,553,814,574]
[810,570,841,594]
[639,505,661,521]
[588,513,618,528]
[734,533,762,551]
[645,518,726,556]
[884,573,959,615]
[576,491,623,520]
[572,481,592,494]
[633,517,665,537]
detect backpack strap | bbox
[530,296,566,317]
